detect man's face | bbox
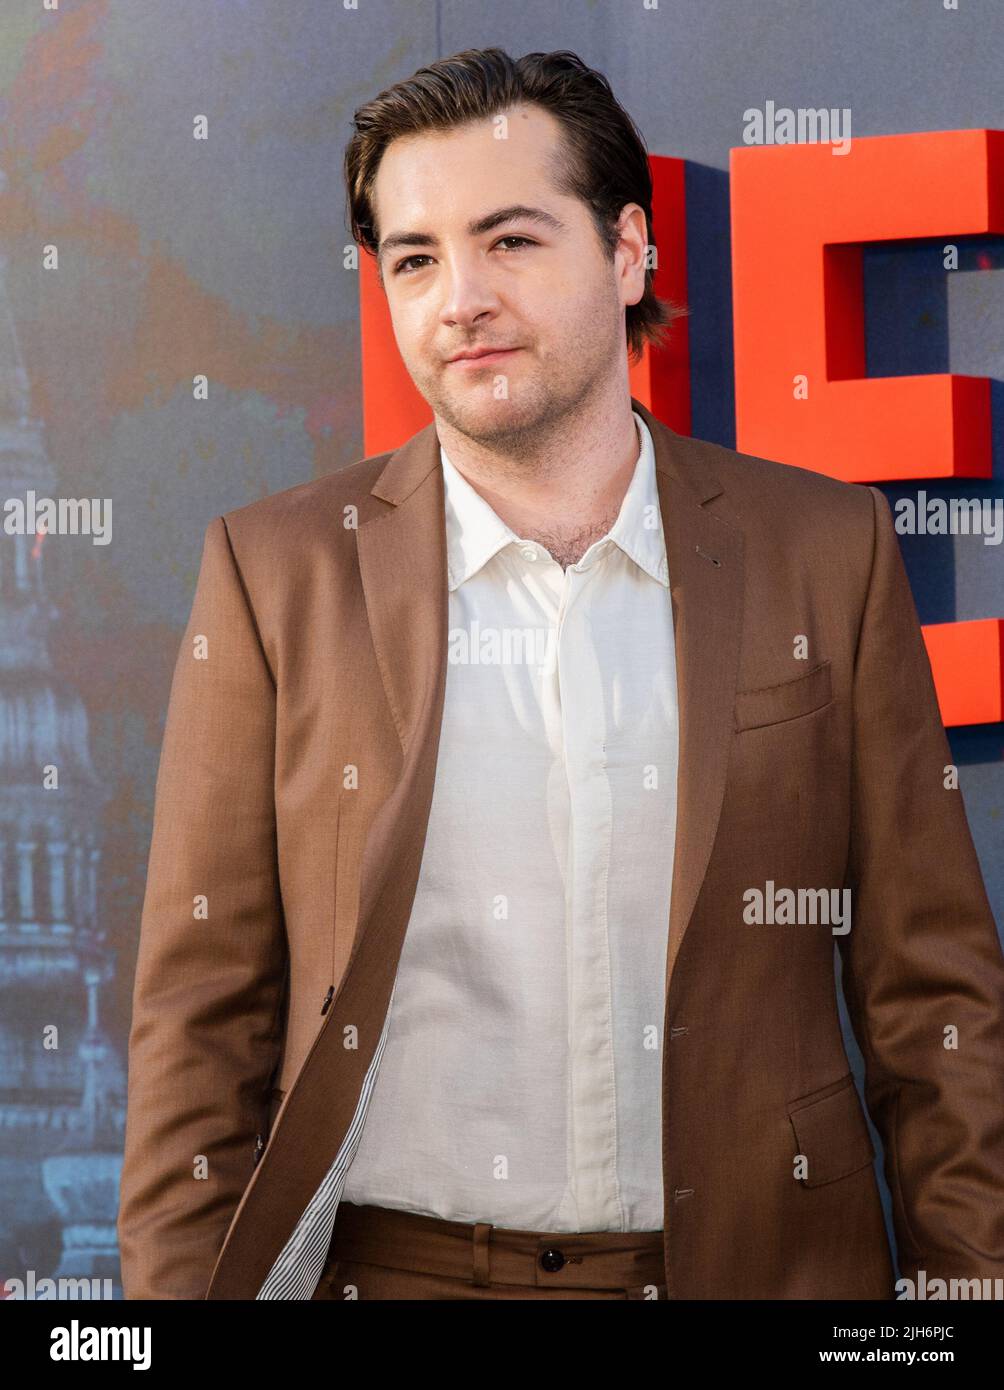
[371,104,645,448]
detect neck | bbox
[435,382,640,558]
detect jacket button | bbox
[252,1133,264,1166]
[539,1247,565,1272]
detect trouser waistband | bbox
[328,1200,666,1291]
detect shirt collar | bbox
[441,410,668,592]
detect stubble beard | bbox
[424,355,606,459]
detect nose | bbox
[437,252,501,331]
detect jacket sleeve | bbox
[838,484,1004,1290]
[117,516,288,1299]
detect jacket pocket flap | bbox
[735,660,832,732]
[787,1074,875,1187]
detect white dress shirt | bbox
[341,411,679,1232]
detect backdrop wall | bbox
[0,0,999,1296]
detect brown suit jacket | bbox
[117,398,1004,1299]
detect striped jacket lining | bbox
[256,985,396,1299]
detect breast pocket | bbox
[734,660,832,732]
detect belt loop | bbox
[472,1223,492,1286]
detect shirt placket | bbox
[553,559,623,1231]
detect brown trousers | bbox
[311,1201,668,1300]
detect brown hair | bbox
[344,48,685,363]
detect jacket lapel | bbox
[349,425,451,930]
[631,400,745,997]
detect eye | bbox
[393,254,433,276]
[392,235,536,276]
[494,235,535,253]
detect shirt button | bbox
[520,545,537,561]
[538,1247,565,1272]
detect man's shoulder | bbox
[654,426,882,597]
[215,449,398,549]
[669,427,873,527]
[656,428,878,569]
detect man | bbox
[117,48,1004,1301]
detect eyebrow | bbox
[377,204,566,264]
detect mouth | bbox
[446,347,522,368]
